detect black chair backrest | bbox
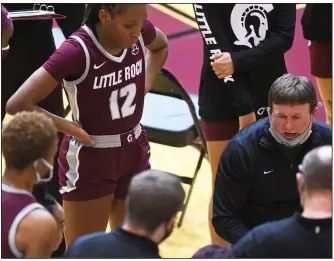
[150,68,207,153]
[150,68,189,100]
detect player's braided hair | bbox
[82,4,134,28]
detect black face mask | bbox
[159,221,174,243]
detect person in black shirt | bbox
[213,74,332,244]
[229,145,332,258]
[193,3,296,245]
[63,170,185,258]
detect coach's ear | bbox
[296,173,303,192]
[296,172,305,206]
[312,106,318,122]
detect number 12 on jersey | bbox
[109,83,137,120]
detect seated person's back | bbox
[229,145,332,258]
[65,228,160,258]
[64,169,185,258]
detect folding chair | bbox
[141,68,208,227]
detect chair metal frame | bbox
[144,68,208,227]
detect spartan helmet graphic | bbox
[230,4,274,48]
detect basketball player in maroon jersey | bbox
[2,111,64,258]
[6,4,168,246]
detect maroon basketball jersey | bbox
[1,183,44,258]
[63,26,147,135]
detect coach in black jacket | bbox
[212,74,332,244]
[193,4,296,245]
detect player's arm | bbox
[16,208,60,258]
[230,4,296,73]
[212,140,250,244]
[142,20,168,94]
[6,39,95,146]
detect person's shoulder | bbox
[72,231,107,246]
[313,120,332,142]
[313,119,332,131]
[64,232,105,257]
[230,216,295,257]
[16,206,58,245]
[65,230,120,257]
[252,215,295,235]
[232,118,270,146]
[140,20,157,46]
[244,216,295,244]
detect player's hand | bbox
[70,121,96,146]
[239,112,256,130]
[210,53,235,79]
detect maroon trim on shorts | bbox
[202,120,239,141]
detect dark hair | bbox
[299,145,332,191]
[82,4,136,28]
[124,170,185,233]
[268,74,318,113]
[2,111,58,170]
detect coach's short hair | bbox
[299,145,332,191]
[2,111,58,170]
[125,170,185,233]
[268,74,318,113]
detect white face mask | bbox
[266,107,313,148]
[34,158,54,183]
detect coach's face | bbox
[105,4,147,49]
[270,103,316,140]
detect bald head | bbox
[299,145,332,191]
[125,169,185,232]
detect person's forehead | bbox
[273,103,310,114]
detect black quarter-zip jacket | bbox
[213,117,332,244]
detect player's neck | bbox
[302,193,332,219]
[2,169,34,193]
[95,24,123,56]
